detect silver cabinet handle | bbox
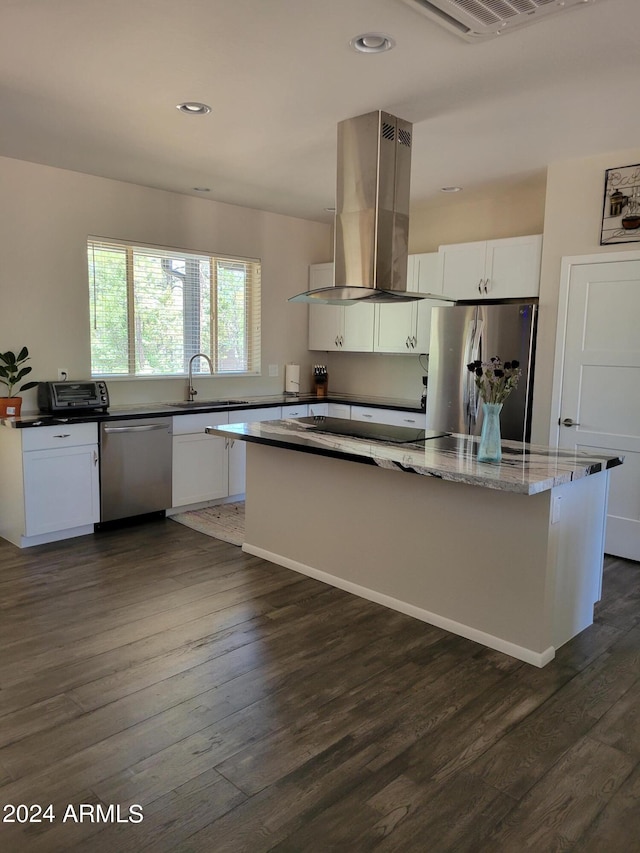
[53,433,71,438]
[406,337,410,348]
[403,418,416,424]
[484,278,489,294]
[335,336,339,347]
[93,449,98,466]
[103,424,169,433]
[411,336,417,348]
[561,418,580,427]
[362,413,373,419]
[478,279,483,294]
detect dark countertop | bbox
[1,392,424,429]
[205,417,624,495]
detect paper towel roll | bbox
[285,363,300,394]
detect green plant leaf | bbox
[0,366,9,378]
[18,381,39,392]
[14,366,32,382]
[16,346,28,362]
[1,351,16,365]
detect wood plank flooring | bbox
[0,517,638,852]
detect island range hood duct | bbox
[289,110,450,305]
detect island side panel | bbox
[244,443,558,662]
[547,471,609,649]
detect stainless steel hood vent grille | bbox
[398,0,597,42]
[289,110,449,306]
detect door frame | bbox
[549,248,640,446]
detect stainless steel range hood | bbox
[290,110,449,305]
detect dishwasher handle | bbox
[103,423,171,434]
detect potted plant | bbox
[0,347,39,417]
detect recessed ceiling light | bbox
[193,187,211,193]
[349,33,395,54]
[441,186,463,193]
[177,102,212,115]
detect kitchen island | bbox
[206,417,623,667]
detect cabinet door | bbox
[484,234,542,299]
[308,262,374,352]
[342,303,374,351]
[172,433,229,507]
[439,241,487,301]
[23,445,100,536]
[308,263,342,351]
[309,304,343,350]
[414,252,449,352]
[374,303,417,353]
[228,407,282,497]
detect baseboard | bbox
[20,524,96,548]
[243,542,556,668]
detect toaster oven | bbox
[38,380,110,413]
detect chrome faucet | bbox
[187,353,213,401]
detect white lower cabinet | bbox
[228,407,281,497]
[0,422,100,547]
[172,412,229,508]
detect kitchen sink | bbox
[169,399,250,409]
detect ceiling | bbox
[0,0,637,223]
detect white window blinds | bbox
[87,238,261,377]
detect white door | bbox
[557,258,640,560]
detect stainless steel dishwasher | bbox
[99,418,173,522]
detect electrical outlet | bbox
[268,364,278,377]
[551,495,562,524]
[57,368,68,381]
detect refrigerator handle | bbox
[469,317,485,424]
[464,320,478,428]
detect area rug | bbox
[170,501,245,546]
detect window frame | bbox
[87,237,261,379]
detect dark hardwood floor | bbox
[0,517,638,852]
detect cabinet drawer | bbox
[308,402,328,416]
[327,403,351,419]
[172,412,229,435]
[228,407,280,424]
[22,423,98,451]
[351,407,425,428]
[282,404,309,418]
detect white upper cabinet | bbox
[439,234,542,301]
[308,262,375,352]
[374,252,447,354]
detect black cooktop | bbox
[297,416,450,445]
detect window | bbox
[87,238,261,377]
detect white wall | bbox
[0,156,331,412]
[531,145,640,442]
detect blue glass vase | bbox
[477,402,503,463]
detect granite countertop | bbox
[0,392,424,429]
[205,417,624,495]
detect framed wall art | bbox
[600,163,640,245]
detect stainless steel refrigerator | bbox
[425,303,537,442]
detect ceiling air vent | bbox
[398,0,597,42]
